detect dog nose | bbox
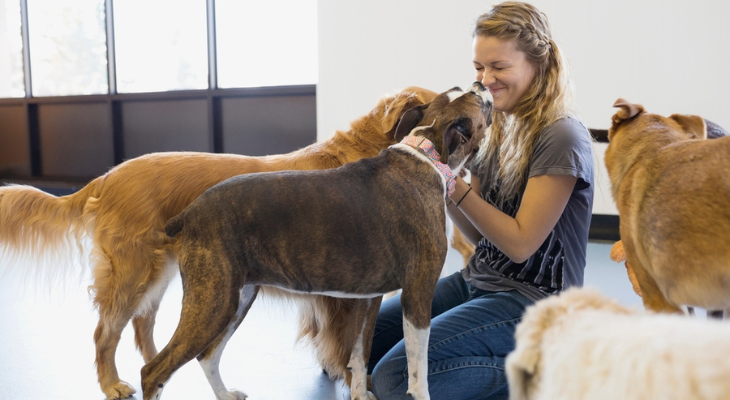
[470,81,493,106]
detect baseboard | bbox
[589,214,619,242]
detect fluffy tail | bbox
[0,179,102,285]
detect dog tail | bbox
[0,178,102,286]
[165,213,185,238]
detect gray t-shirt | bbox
[462,116,594,302]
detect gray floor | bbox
[0,241,642,400]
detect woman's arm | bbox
[448,173,577,263]
[446,175,484,246]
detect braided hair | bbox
[471,1,575,208]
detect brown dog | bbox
[140,84,493,400]
[604,98,730,314]
[0,86,475,399]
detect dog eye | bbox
[455,123,471,138]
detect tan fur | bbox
[604,98,730,315]
[507,287,730,400]
[0,86,460,399]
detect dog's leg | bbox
[347,297,382,400]
[132,300,162,363]
[197,284,260,400]
[140,253,248,400]
[400,286,436,400]
[450,227,474,267]
[94,315,137,399]
[132,259,176,363]
[629,260,684,314]
[91,246,143,399]
[92,242,173,399]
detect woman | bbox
[368,2,594,399]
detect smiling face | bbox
[473,35,536,114]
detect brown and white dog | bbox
[506,287,730,400]
[140,84,493,400]
[604,98,730,314]
[0,86,477,399]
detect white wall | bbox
[317,0,730,215]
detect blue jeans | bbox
[368,272,533,400]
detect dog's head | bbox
[393,83,493,172]
[605,98,708,199]
[608,98,707,143]
[506,288,635,400]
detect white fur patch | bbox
[403,316,431,400]
[277,286,387,299]
[198,286,254,400]
[135,256,178,316]
[446,90,465,102]
[471,82,494,105]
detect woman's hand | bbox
[448,174,577,263]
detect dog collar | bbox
[398,135,456,197]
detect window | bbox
[216,0,317,88]
[27,0,108,96]
[0,0,317,98]
[113,0,208,93]
[0,0,25,97]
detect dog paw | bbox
[406,388,430,400]
[103,380,136,399]
[351,390,377,400]
[216,389,248,400]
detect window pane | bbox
[114,0,208,93]
[0,0,25,97]
[27,0,108,97]
[216,0,317,88]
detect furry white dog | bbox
[506,287,730,400]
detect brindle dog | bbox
[141,83,493,400]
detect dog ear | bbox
[505,349,536,400]
[609,98,645,141]
[669,114,707,140]
[611,98,644,124]
[393,104,427,142]
[382,87,438,142]
[505,308,545,400]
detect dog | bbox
[604,98,730,315]
[0,86,481,399]
[610,239,728,318]
[139,84,493,400]
[506,287,730,400]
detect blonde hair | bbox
[472,1,574,207]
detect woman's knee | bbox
[370,354,409,399]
